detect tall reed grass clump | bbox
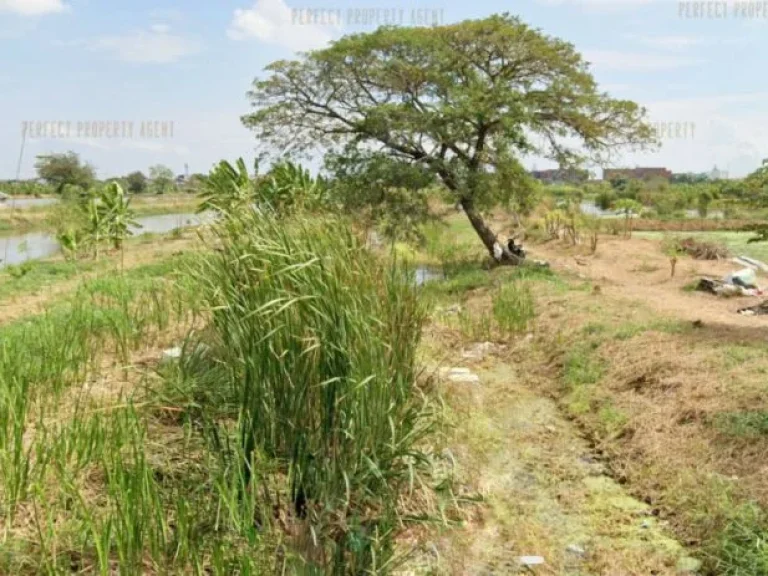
[182,208,434,571]
[492,281,535,334]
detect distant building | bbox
[603,167,672,182]
[709,165,728,180]
[530,167,588,184]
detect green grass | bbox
[613,318,690,340]
[0,234,191,305]
[158,210,437,571]
[0,251,220,573]
[493,281,535,334]
[0,209,440,572]
[563,342,603,391]
[711,411,768,438]
[0,260,100,302]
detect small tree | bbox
[125,171,148,194]
[149,165,175,195]
[86,194,106,259]
[614,198,642,238]
[583,215,602,254]
[697,189,713,219]
[661,236,684,278]
[99,183,139,249]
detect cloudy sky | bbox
[1,0,766,179]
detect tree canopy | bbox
[149,165,175,195]
[34,152,95,194]
[243,14,655,261]
[125,171,148,194]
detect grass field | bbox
[0,211,447,573]
[4,203,768,573]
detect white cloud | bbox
[0,0,66,15]
[626,34,749,49]
[583,49,702,71]
[80,26,201,64]
[150,23,170,34]
[228,0,340,51]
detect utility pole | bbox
[4,128,27,264]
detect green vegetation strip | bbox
[0,212,441,573]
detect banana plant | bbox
[257,160,326,215]
[85,194,106,259]
[56,228,85,261]
[98,182,140,251]
[197,158,255,216]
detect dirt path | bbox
[532,236,768,333]
[413,335,698,575]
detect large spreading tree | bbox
[243,14,655,262]
[35,152,95,195]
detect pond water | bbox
[0,212,212,268]
[414,266,445,286]
[580,201,725,220]
[579,201,615,217]
[0,198,59,209]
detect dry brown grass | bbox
[523,237,768,568]
[678,237,730,260]
[411,273,691,575]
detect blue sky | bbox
[1,0,766,179]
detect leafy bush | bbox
[595,189,616,210]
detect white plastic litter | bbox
[492,241,503,261]
[739,255,768,273]
[518,556,545,566]
[725,268,757,289]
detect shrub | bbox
[184,208,435,570]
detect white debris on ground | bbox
[732,255,768,273]
[440,367,480,384]
[518,555,545,567]
[161,346,182,362]
[435,303,462,315]
[461,341,504,360]
[493,241,504,261]
[566,544,586,556]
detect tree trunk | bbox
[460,198,522,265]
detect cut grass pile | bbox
[639,230,768,262]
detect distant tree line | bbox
[0,151,204,197]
